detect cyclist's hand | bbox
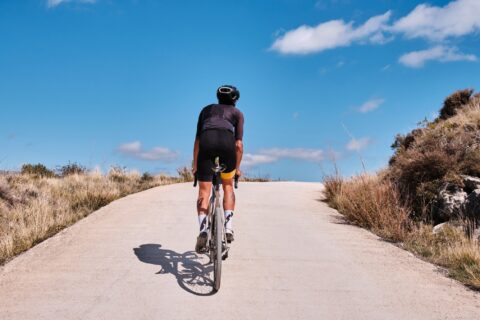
[192,166,197,175]
[236,168,242,177]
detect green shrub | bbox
[141,172,154,182]
[21,163,55,178]
[57,162,86,177]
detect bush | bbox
[439,89,473,120]
[177,166,193,182]
[21,163,55,178]
[57,162,86,177]
[141,172,154,182]
[387,89,480,218]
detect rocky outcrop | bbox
[432,175,480,225]
[432,185,467,224]
[463,189,480,222]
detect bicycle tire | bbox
[213,206,223,291]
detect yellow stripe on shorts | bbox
[220,169,236,180]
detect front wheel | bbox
[212,207,223,291]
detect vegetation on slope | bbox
[324,89,480,289]
[0,165,182,264]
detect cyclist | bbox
[192,85,244,253]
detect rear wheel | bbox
[212,207,223,291]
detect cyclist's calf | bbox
[222,178,235,211]
[197,181,212,215]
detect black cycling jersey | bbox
[195,104,244,141]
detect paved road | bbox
[1,182,480,320]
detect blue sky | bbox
[1,0,480,181]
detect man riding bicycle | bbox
[192,85,244,253]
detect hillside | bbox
[325,89,480,288]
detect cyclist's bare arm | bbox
[235,140,243,176]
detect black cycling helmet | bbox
[217,85,240,105]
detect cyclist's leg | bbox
[195,137,214,253]
[219,132,237,211]
[221,177,235,211]
[220,140,237,241]
[197,182,212,216]
[195,181,211,253]
[197,133,215,219]
[221,177,235,242]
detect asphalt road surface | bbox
[1,182,480,320]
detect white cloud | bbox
[271,11,392,54]
[259,148,324,162]
[392,0,480,41]
[47,0,96,8]
[346,138,371,151]
[271,0,480,69]
[242,154,277,167]
[358,98,385,113]
[117,141,178,161]
[242,148,325,167]
[399,45,477,68]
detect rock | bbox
[432,184,467,224]
[433,222,448,234]
[462,175,480,193]
[462,189,480,222]
[432,221,464,234]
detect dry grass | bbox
[324,174,480,289]
[405,225,480,288]
[324,173,410,242]
[0,169,181,265]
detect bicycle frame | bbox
[206,164,227,261]
[193,157,238,291]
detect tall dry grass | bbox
[405,225,480,288]
[324,173,410,242]
[0,169,181,265]
[324,174,480,289]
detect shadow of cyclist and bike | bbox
[133,244,216,296]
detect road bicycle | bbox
[194,157,238,292]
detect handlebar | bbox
[234,175,239,189]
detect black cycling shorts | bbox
[197,129,236,182]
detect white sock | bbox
[224,210,234,232]
[198,213,207,233]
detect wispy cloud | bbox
[260,148,324,162]
[381,64,391,72]
[399,45,477,68]
[47,0,96,8]
[392,0,480,41]
[242,154,278,167]
[346,138,372,151]
[117,141,178,161]
[358,98,385,113]
[243,148,325,167]
[270,11,392,54]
